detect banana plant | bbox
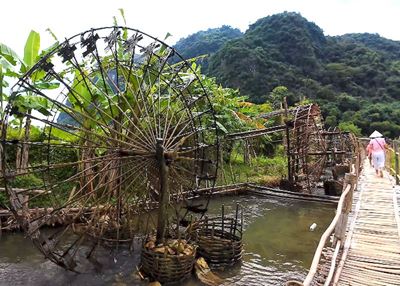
[0,30,59,173]
[0,30,60,114]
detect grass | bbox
[218,145,287,186]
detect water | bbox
[0,195,335,286]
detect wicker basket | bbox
[193,217,243,268]
[141,246,196,284]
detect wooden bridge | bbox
[290,142,400,286]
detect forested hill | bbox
[173,25,242,70]
[175,12,400,137]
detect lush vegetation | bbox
[176,12,400,138]
[173,25,242,71]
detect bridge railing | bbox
[287,140,362,286]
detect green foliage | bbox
[219,143,287,185]
[10,173,43,189]
[269,86,289,108]
[0,191,9,208]
[169,12,400,137]
[12,94,52,117]
[23,30,40,71]
[1,30,60,120]
[198,75,272,134]
[0,42,21,67]
[173,25,242,71]
[338,122,362,136]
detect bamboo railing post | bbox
[333,174,351,247]
[395,141,399,185]
[386,144,392,172]
[355,153,360,178]
[328,173,357,283]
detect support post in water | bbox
[234,203,239,237]
[221,204,225,238]
[283,96,293,188]
[156,138,169,244]
[286,122,292,187]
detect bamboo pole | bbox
[324,240,341,286]
[0,188,45,194]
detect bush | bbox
[338,121,362,136]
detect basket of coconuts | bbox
[141,237,196,284]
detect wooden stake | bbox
[234,203,239,237]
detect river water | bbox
[0,195,335,286]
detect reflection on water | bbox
[0,195,334,286]
[206,196,335,285]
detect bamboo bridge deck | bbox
[334,159,400,285]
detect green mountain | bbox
[176,12,400,137]
[208,12,327,102]
[173,25,242,70]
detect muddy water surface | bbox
[0,195,335,286]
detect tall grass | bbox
[218,144,287,186]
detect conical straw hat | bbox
[369,130,383,138]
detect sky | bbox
[1,0,400,54]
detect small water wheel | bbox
[1,27,219,273]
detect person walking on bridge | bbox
[367,130,387,177]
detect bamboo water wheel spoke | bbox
[1,27,219,271]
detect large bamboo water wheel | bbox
[287,104,327,192]
[224,104,329,193]
[323,127,355,166]
[1,27,219,272]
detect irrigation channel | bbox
[0,194,335,286]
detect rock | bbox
[149,282,161,286]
